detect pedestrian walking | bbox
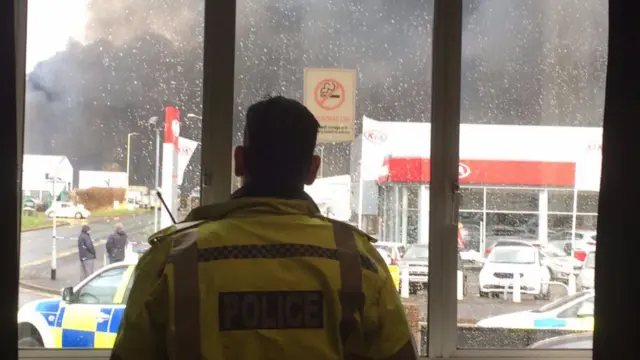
[78,225,96,281]
[106,223,128,264]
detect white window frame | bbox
[17,0,593,359]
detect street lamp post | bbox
[148,117,161,232]
[50,157,65,280]
[126,132,139,185]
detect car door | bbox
[558,296,595,331]
[55,264,134,348]
[59,203,71,217]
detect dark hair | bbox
[243,96,320,187]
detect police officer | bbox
[111,96,418,360]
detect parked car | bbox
[548,230,597,261]
[398,243,428,294]
[479,245,551,299]
[528,332,593,349]
[372,242,406,266]
[483,236,540,258]
[477,290,594,331]
[18,260,138,348]
[577,251,596,290]
[44,202,91,219]
[540,245,584,282]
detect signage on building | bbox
[364,129,387,144]
[458,163,471,178]
[303,68,356,143]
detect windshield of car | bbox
[541,246,566,257]
[487,247,536,264]
[373,245,392,257]
[403,245,428,259]
[584,252,596,269]
[532,292,591,313]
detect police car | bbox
[476,290,594,331]
[18,260,138,348]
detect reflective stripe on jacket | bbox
[111,197,417,360]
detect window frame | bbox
[17,0,593,359]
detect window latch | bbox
[451,181,460,225]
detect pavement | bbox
[404,271,572,323]
[20,212,155,268]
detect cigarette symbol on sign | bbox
[320,82,341,99]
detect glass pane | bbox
[19,0,204,349]
[234,1,433,355]
[457,0,605,349]
[460,187,484,210]
[486,188,539,212]
[548,189,574,213]
[578,191,599,213]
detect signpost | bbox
[303,68,357,143]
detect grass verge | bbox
[90,207,152,217]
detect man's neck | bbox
[233,182,306,200]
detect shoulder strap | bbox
[332,221,365,353]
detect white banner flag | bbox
[177,137,199,185]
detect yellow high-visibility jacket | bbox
[110,196,417,360]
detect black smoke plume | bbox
[24,0,607,191]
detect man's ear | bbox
[305,155,321,185]
[234,146,245,177]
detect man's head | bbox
[115,223,124,232]
[234,96,321,189]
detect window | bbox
[486,189,539,212]
[233,0,433,354]
[460,187,484,211]
[457,0,604,353]
[18,0,204,352]
[74,266,127,305]
[14,0,603,359]
[548,189,574,213]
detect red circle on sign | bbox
[314,78,346,111]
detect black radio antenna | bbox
[156,190,177,224]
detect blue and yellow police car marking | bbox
[34,300,125,348]
[35,300,61,327]
[533,318,568,328]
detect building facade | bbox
[352,117,602,252]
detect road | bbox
[20,213,155,267]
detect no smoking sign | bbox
[304,68,357,143]
[314,79,346,111]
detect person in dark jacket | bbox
[78,225,96,281]
[106,223,128,264]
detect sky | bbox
[26,0,88,72]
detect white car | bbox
[477,290,595,331]
[45,201,91,219]
[18,260,137,348]
[479,246,551,300]
[577,251,596,290]
[372,242,406,266]
[397,244,429,294]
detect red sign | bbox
[377,157,576,187]
[314,79,346,111]
[165,106,180,151]
[364,130,387,144]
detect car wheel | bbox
[18,336,43,347]
[479,287,489,297]
[74,212,83,219]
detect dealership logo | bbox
[458,163,471,178]
[364,130,387,144]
